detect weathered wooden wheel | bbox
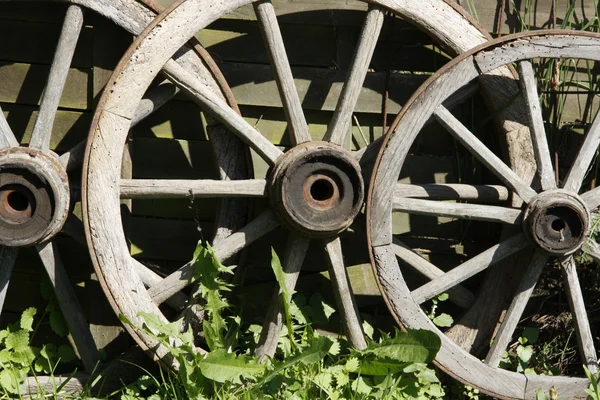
[81,0,541,364]
[0,0,243,394]
[368,30,600,399]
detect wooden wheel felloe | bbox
[368,31,600,399]
[0,0,242,394]
[82,0,531,364]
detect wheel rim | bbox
[83,0,531,365]
[0,0,242,389]
[368,30,600,399]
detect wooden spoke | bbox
[582,186,600,210]
[37,241,100,372]
[131,259,187,310]
[0,247,17,312]
[393,197,522,225]
[563,110,600,193]
[255,234,310,358]
[131,79,179,126]
[485,251,548,367]
[353,134,383,166]
[120,179,267,199]
[395,183,510,202]
[254,0,310,146]
[163,60,283,165]
[434,105,537,203]
[324,6,384,148]
[411,234,528,304]
[324,236,367,350]
[147,210,280,305]
[30,5,83,152]
[391,238,474,308]
[517,61,556,191]
[354,81,481,163]
[560,255,598,373]
[0,106,18,149]
[58,140,85,172]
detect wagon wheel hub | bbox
[0,148,70,247]
[269,142,363,238]
[523,189,589,255]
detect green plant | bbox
[585,365,600,400]
[121,241,446,399]
[0,306,77,397]
[498,327,540,374]
[426,293,453,328]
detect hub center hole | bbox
[7,190,29,212]
[551,219,566,232]
[310,179,334,201]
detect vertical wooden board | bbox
[0,20,93,67]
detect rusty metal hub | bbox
[269,142,363,238]
[523,189,589,255]
[0,148,70,247]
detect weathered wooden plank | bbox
[130,217,212,261]
[475,0,598,34]
[131,198,218,220]
[120,178,267,198]
[200,19,444,70]
[0,19,92,67]
[393,197,522,225]
[395,183,509,202]
[2,104,91,150]
[131,137,218,179]
[218,61,425,114]
[0,62,90,110]
[0,3,68,23]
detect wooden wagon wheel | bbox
[0,0,245,393]
[368,30,600,399]
[82,0,537,364]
